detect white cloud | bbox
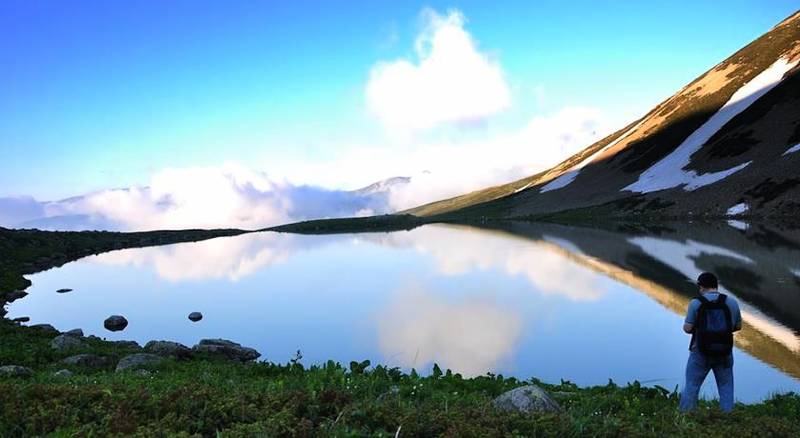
[366,8,511,131]
[376,284,523,376]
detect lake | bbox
[8,221,800,403]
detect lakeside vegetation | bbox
[1,226,799,436]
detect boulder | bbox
[192,339,261,362]
[54,369,74,378]
[56,288,73,293]
[144,340,192,359]
[492,385,562,414]
[103,315,128,332]
[65,328,84,337]
[29,324,59,336]
[50,334,88,351]
[62,354,112,369]
[112,340,141,349]
[0,365,33,378]
[188,312,203,322]
[4,290,28,302]
[116,353,164,372]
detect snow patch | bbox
[513,181,535,194]
[791,268,800,278]
[727,220,749,231]
[629,236,800,353]
[726,202,749,216]
[783,143,800,156]
[625,57,799,194]
[541,118,647,193]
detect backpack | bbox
[691,294,734,357]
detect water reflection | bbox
[9,220,800,401]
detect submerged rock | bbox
[192,339,261,362]
[56,288,73,293]
[12,316,30,323]
[103,315,128,332]
[144,340,192,359]
[0,365,33,378]
[116,353,164,372]
[492,385,562,414]
[188,312,203,322]
[50,334,88,351]
[62,354,112,369]
[65,328,84,337]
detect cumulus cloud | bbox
[366,8,511,131]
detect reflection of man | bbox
[679,272,742,412]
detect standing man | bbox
[679,272,742,413]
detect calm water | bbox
[9,221,800,403]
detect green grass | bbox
[1,320,798,437]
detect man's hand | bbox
[683,323,694,334]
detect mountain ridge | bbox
[406,10,800,221]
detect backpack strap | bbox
[716,294,733,332]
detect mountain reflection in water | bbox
[9,220,800,402]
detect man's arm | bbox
[683,299,698,334]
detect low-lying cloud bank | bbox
[0,165,404,231]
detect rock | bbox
[192,339,261,362]
[54,369,74,378]
[103,315,128,332]
[0,365,33,378]
[50,334,88,351]
[62,354,112,369]
[56,288,73,293]
[65,328,84,337]
[29,324,59,336]
[116,353,165,372]
[188,312,203,322]
[112,340,141,349]
[134,369,152,377]
[144,340,192,359]
[4,290,28,302]
[12,316,30,323]
[492,385,562,414]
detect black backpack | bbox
[691,294,734,357]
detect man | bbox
[679,272,742,412]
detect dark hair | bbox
[697,272,718,289]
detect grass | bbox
[2,227,799,436]
[1,320,799,437]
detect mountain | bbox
[407,11,800,221]
[352,176,411,196]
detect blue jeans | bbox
[679,351,734,412]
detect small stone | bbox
[103,315,128,332]
[188,312,203,322]
[54,369,74,378]
[50,334,88,351]
[56,288,73,293]
[65,328,84,337]
[0,365,33,378]
[62,354,111,369]
[144,340,192,359]
[116,353,164,372]
[492,385,562,414]
[12,316,30,323]
[29,324,59,336]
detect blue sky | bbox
[1,0,798,200]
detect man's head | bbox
[696,272,718,291]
